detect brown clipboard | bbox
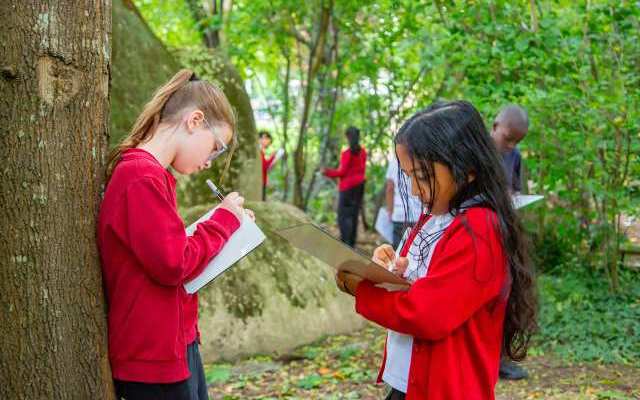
[275,222,409,287]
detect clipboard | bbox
[275,222,409,287]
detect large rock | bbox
[181,201,367,362]
[111,0,181,145]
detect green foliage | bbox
[134,0,201,46]
[533,268,640,364]
[434,2,640,288]
[295,374,322,389]
[134,0,640,289]
[205,364,232,384]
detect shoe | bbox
[499,359,528,380]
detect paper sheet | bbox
[184,210,266,294]
[375,207,394,243]
[513,194,544,209]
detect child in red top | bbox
[259,130,283,201]
[336,101,538,400]
[323,126,367,246]
[98,69,253,400]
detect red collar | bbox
[399,212,432,257]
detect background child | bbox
[323,126,367,247]
[491,104,531,380]
[491,104,529,195]
[336,101,538,400]
[98,69,251,400]
[259,130,284,201]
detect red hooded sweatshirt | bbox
[97,149,240,383]
[261,149,276,187]
[323,147,367,191]
[355,207,508,399]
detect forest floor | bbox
[205,324,640,399]
[206,221,639,399]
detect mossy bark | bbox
[111,0,181,146]
[0,1,113,398]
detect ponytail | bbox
[106,69,236,179]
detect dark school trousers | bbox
[114,340,208,400]
[337,183,365,247]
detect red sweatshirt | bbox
[355,207,508,400]
[323,148,367,191]
[261,149,276,187]
[97,149,240,383]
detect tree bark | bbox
[0,1,114,399]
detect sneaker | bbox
[499,359,528,380]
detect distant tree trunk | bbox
[292,0,333,209]
[0,1,114,399]
[186,0,222,48]
[182,0,261,203]
[281,49,292,202]
[529,0,538,32]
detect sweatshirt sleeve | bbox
[124,176,241,286]
[354,210,507,341]
[323,150,351,178]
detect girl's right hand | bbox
[219,192,245,222]
[373,244,409,277]
[372,244,396,268]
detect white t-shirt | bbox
[382,213,455,393]
[385,158,422,223]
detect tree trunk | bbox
[0,1,114,399]
[292,0,333,209]
[281,50,291,203]
[179,0,261,203]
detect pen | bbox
[206,179,225,202]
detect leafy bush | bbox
[533,268,640,364]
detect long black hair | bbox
[345,126,361,154]
[394,100,537,361]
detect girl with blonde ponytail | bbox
[98,69,252,400]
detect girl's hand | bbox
[393,257,409,277]
[372,244,396,268]
[244,209,255,222]
[335,271,363,296]
[219,192,245,221]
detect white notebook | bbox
[183,209,266,294]
[513,194,544,209]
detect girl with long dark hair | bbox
[336,101,537,399]
[323,126,367,246]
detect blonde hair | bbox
[107,69,236,178]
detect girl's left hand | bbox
[335,271,363,296]
[244,209,255,221]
